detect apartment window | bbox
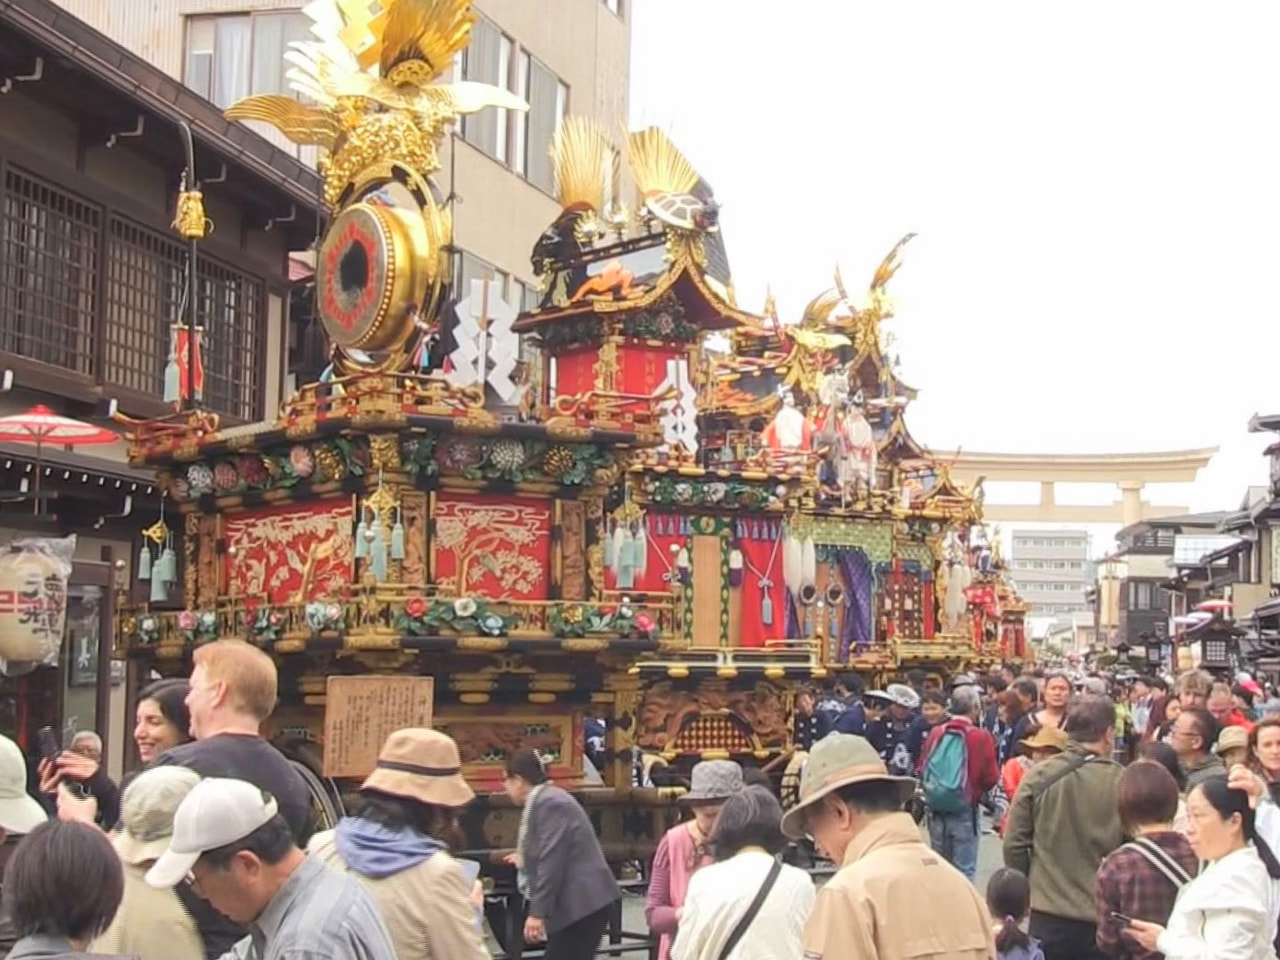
[1015,538,1029,548]
[461,17,515,161]
[520,54,568,192]
[0,167,100,377]
[186,12,310,109]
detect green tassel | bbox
[158,546,178,584]
[761,590,773,626]
[163,355,180,405]
[390,521,405,561]
[371,535,388,582]
[149,573,167,604]
[138,544,152,581]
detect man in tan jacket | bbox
[782,733,994,960]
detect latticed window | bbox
[104,217,264,421]
[0,167,101,376]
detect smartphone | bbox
[1109,911,1134,927]
[36,726,60,763]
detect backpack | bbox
[923,724,970,813]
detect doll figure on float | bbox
[761,388,812,452]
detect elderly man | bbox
[147,778,396,960]
[1003,696,1124,960]
[918,685,998,881]
[784,734,993,960]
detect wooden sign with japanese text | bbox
[322,675,435,778]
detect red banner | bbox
[739,537,784,649]
[434,494,551,600]
[175,327,205,401]
[618,343,683,398]
[223,500,354,605]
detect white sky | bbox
[629,1,1280,551]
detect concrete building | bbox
[1010,529,1093,620]
[52,0,632,322]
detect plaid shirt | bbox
[1095,831,1198,960]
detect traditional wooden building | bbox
[0,0,321,770]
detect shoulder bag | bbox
[1121,837,1194,890]
[716,858,783,960]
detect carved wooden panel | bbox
[559,499,587,601]
[196,513,219,607]
[400,490,428,586]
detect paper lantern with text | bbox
[0,534,75,670]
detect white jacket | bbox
[1156,845,1279,960]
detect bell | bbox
[149,572,168,604]
[138,544,152,582]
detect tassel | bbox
[138,544,152,581]
[390,518,405,561]
[761,588,774,626]
[371,531,388,582]
[603,520,616,570]
[354,518,369,559]
[728,548,744,588]
[163,356,181,404]
[611,524,628,576]
[783,530,802,595]
[158,546,178,584]
[801,537,817,589]
[150,573,167,604]
[634,520,649,577]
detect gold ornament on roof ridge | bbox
[551,115,611,214]
[224,0,527,206]
[627,127,700,198]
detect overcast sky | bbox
[629,2,1280,536]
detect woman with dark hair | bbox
[1138,741,1190,834]
[1095,761,1197,959]
[1146,695,1180,745]
[1124,778,1280,957]
[133,678,193,764]
[669,786,814,960]
[310,729,487,960]
[1248,717,1280,803]
[3,820,126,959]
[504,747,619,960]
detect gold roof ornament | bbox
[225,0,528,206]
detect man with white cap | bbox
[146,778,395,960]
[0,734,47,960]
[783,733,993,960]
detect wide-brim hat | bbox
[1215,725,1249,755]
[780,733,914,840]
[361,728,474,809]
[679,760,744,805]
[1019,726,1068,754]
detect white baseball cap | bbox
[145,777,279,889]
[0,734,47,835]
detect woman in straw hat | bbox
[308,729,487,960]
[646,760,745,960]
[90,765,203,960]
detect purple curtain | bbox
[837,548,874,658]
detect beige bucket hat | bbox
[361,728,475,809]
[114,766,201,865]
[780,733,914,839]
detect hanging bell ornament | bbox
[137,543,152,581]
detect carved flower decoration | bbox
[488,439,526,472]
[673,482,693,503]
[634,613,656,636]
[405,596,429,619]
[186,463,214,495]
[324,603,343,622]
[705,482,727,504]
[176,610,198,631]
[453,597,478,617]
[213,461,239,492]
[561,604,584,624]
[237,455,269,487]
[290,445,314,478]
[437,438,482,473]
[198,611,217,632]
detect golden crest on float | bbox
[224,0,528,374]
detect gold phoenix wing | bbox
[223,96,342,149]
[869,233,918,299]
[786,328,852,351]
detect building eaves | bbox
[0,0,324,217]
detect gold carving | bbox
[400,490,428,585]
[370,435,403,472]
[183,512,199,609]
[196,513,219,607]
[559,500,587,601]
[638,680,788,751]
[444,721,564,765]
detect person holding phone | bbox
[1123,778,1280,959]
[1094,761,1197,960]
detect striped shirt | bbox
[224,855,396,960]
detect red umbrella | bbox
[0,405,120,513]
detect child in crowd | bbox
[987,867,1044,960]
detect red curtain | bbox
[606,512,684,596]
[739,529,785,648]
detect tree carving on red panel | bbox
[224,500,354,604]
[434,495,551,600]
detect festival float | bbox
[112,0,1026,855]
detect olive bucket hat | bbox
[780,733,914,840]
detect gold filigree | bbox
[369,435,402,472]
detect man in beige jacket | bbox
[782,733,994,960]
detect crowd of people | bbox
[5,647,1280,960]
